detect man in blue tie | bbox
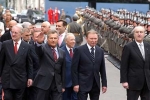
[71,29,107,100]
[61,33,77,100]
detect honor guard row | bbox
[75,6,150,63]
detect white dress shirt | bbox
[136,41,145,59]
[87,43,95,56]
[13,39,22,51]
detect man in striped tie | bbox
[71,29,107,100]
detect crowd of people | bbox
[0,5,150,100]
[47,7,65,25]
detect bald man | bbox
[41,21,51,43]
[0,20,17,42]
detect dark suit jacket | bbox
[120,41,150,90]
[71,44,107,92]
[0,30,11,42]
[61,46,73,87]
[0,42,2,51]
[0,40,33,89]
[33,43,66,92]
[29,40,40,79]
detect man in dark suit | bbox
[120,26,150,100]
[21,28,40,100]
[33,30,66,100]
[56,20,67,48]
[61,33,77,100]
[0,20,17,42]
[67,15,83,46]
[0,25,33,100]
[71,29,107,100]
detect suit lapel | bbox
[95,46,99,62]
[144,42,148,62]
[7,40,15,64]
[45,43,55,62]
[64,46,72,60]
[133,41,144,61]
[12,41,26,64]
[84,44,93,62]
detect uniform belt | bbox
[73,33,80,35]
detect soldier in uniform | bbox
[144,23,150,44]
[67,15,83,46]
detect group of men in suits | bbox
[0,12,108,100]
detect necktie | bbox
[14,42,18,54]
[91,47,95,62]
[139,44,145,59]
[52,48,57,62]
[70,48,73,58]
[58,35,62,46]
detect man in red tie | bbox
[61,33,77,100]
[48,7,54,25]
[0,25,33,100]
[33,30,66,100]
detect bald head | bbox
[9,20,17,31]
[41,21,51,34]
[42,21,51,27]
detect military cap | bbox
[72,15,79,21]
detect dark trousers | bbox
[127,82,150,100]
[3,88,25,100]
[63,87,77,100]
[0,83,2,100]
[36,79,62,100]
[77,79,100,100]
[23,86,37,100]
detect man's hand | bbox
[102,86,107,94]
[37,32,45,44]
[27,79,33,87]
[62,88,65,92]
[73,85,79,93]
[122,82,129,89]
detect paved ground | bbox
[96,56,126,100]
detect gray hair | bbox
[21,28,30,34]
[64,33,75,41]
[43,21,51,28]
[22,22,32,28]
[12,24,23,34]
[131,26,145,34]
